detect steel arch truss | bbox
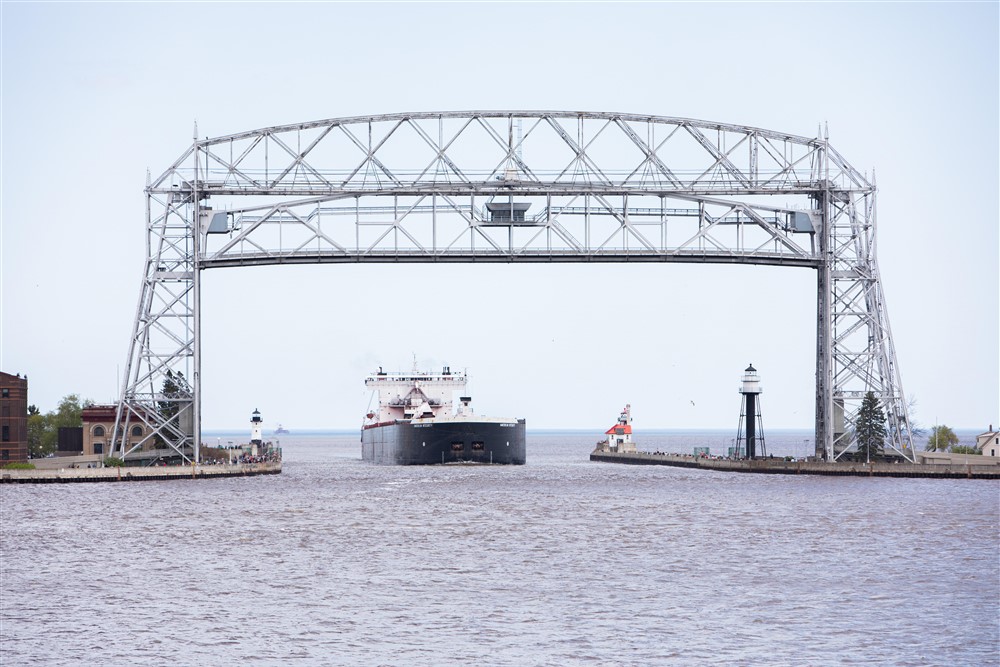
[112,112,913,462]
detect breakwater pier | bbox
[590,450,1000,479]
[1,461,281,484]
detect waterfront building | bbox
[0,371,28,464]
[977,426,1000,457]
[81,405,150,456]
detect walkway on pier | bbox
[1,462,281,484]
[590,450,1000,479]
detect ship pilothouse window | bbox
[451,442,464,452]
[471,442,485,451]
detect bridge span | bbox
[111,111,913,463]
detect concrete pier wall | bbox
[1,462,281,484]
[590,451,1000,479]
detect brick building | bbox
[1,372,29,464]
[82,405,150,456]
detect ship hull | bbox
[362,420,526,465]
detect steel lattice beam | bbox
[112,112,913,463]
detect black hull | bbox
[361,420,526,465]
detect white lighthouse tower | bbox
[736,365,766,459]
[250,408,263,453]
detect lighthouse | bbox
[737,365,766,459]
[603,404,636,453]
[250,408,263,446]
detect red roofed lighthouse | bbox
[600,404,636,453]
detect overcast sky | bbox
[2,2,997,433]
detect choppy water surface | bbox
[3,432,998,666]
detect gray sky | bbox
[2,3,997,432]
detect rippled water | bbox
[3,432,998,666]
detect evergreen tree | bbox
[158,370,190,421]
[855,391,886,462]
[155,371,191,447]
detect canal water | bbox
[3,431,998,666]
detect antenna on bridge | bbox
[193,120,198,141]
[516,118,523,162]
[499,117,524,182]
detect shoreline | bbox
[1,461,281,484]
[590,450,1000,479]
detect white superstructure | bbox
[365,366,468,422]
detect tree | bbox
[33,395,92,457]
[155,371,192,448]
[159,370,190,421]
[950,445,980,455]
[855,391,886,462]
[926,425,959,452]
[905,395,926,439]
[27,405,48,458]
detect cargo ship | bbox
[361,365,526,465]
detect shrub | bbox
[103,456,125,468]
[2,462,36,470]
[199,446,231,463]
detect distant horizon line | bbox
[201,426,986,436]
[204,426,817,434]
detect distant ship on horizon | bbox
[273,424,289,435]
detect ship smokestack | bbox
[458,396,473,416]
